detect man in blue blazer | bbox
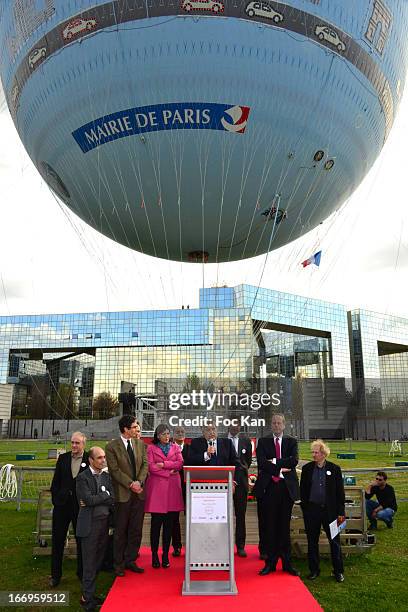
[76,447,115,611]
[255,414,300,576]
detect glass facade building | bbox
[349,309,408,438]
[1,285,408,439]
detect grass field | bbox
[0,439,407,611]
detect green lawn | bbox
[1,440,407,611]
[0,503,114,612]
[0,440,72,467]
[2,438,407,468]
[300,503,408,611]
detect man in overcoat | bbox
[50,431,88,586]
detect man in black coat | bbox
[50,431,89,587]
[227,424,253,557]
[189,423,240,473]
[255,414,300,576]
[76,447,115,611]
[300,439,345,583]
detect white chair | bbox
[388,440,402,456]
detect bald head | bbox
[89,446,106,472]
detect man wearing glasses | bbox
[365,471,397,530]
[106,415,148,576]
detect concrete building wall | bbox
[302,378,349,439]
[0,383,13,437]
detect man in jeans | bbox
[365,471,397,529]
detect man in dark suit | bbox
[171,425,190,556]
[76,447,115,611]
[189,423,240,473]
[50,431,89,587]
[227,424,252,557]
[300,439,345,583]
[255,413,300,576]
[105,414,148,576]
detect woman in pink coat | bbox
[145,423,184,568]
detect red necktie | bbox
[272,437,281,483]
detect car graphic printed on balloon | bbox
[62,18,97,41]
[28,47,46,68]
[181,0,224,13]
[314,25,346,52]
[245,2,284,23]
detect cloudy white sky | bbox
[0,86,408,319]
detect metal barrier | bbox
[2,464,408,511]
[0,466,55,510]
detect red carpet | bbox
[101,546,322,611]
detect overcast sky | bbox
[1,86,408,319]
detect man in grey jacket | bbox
[76,447,115,611]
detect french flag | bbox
[301,250,322,268]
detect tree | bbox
[183,373,201,393]
[54,383,76,418]
[92,391,120,419]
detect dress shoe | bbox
[172,548,181,557]
[162,554,170,568]
[237,548,247,558]
[283,565,300,576]
[334,573,344,583]
[80,596,99,611]
[259,564,276,576]
[125,562,144,573]
[49,577,60,588]
[307,571,320,580]
[152,553,160,569]
[114,569,125,577]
